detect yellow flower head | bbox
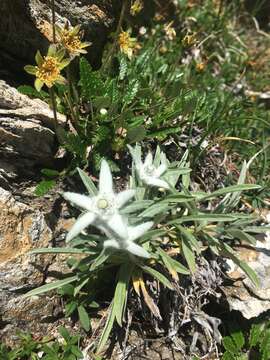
[24,45,70,91]
[182,33,196,47]
[164,22,176,41]
[130,0,143,16]
[196,62,206,72]
[118,31,137,59]
[55,23,91,58]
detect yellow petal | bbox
[48,44,57,56]
[59,58,70,69]
[35,51,43,66]
[24,65,37,75]
[56,75,67,85]
[34,78,44,92]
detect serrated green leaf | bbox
[79,57,104,99]
[249,323,262,347]
[35,180,56,196]
[223,336,239,355]
[123,79,139,105]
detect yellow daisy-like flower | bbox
[24,45,70,91]
[118,31,137,59]
[164,22,176,41]
[130,0,143,16]
[55,23,91,58]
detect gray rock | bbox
[222,222,270,319]
[0,80,66,182]
[0,0,121,82]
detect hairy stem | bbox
[51,0,56,43]
[103,0,128,71]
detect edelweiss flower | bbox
[63,160,135,242]
[129,146,169,189]
[55,23,91,58]
[118,31,137,59]
[103,221,153,258]
[24,45,69,91]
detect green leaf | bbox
[222,243,259,287]
[176,225,201,252]
[199,184,261,201]
[230,327,245,351]
[171,214,237,224]
[181,237,196,273]
[157,248,190,275]
[65,301,77,317]
[120,200,154,214]
[260,329,270,360]
[244,226,270,233]
[18,85,48,99]
[79,57,104,99]
[35,180,56,196]
[127,126,146,143]
[119,56,128,80]
[161,193,194,204]
[114,263,133,326]
[249,323,262,347]
[141,265,173,290]
[77,167,98,196]
[41,168,60,178]
[78,305,91,332]
[223,336,239,355]
[139,202,170,218]
[96,302,115,354]
[24,276,77,297]
[226,229,257,245]
[29,247,96,255]
[123,79,139,105]
[90,250,109,271]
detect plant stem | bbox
[102,0,128,71]
[51,0,56,43]
[49,87,58,133]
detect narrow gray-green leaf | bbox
[77,167,98,196]
[182,238,196,274]
[140,265,173,289]
[114,263,133,326]
[96,302,115,354]
[24,276,77,298]
[29,247,96,255]
[139,202,170,218]
[199,184,261,201]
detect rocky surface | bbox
[0,80,66,186]
[0,186,73,344]
[222,217,270,319]
[0,0,121,83]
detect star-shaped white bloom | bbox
[63,160,135,242]
[130,148,169,189]
[103,221,153,258]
